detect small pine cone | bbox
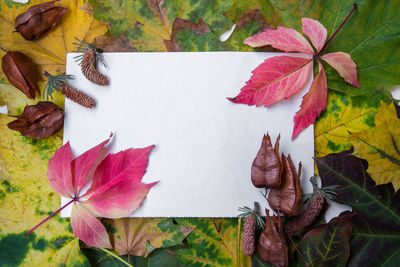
[285,194,325,236]
[242,215,256,256]
[81,49,109,85]
[61,84,95,108]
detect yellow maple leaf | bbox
[350,102,400,190]
[0,0,108,114]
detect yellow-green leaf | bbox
[0,115,89,266]
[350,101,400,190]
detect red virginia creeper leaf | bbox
[244,26,314,54]
[229,56,312,107]
[293,60,327,139]
[71,203,112,249]
[47,141,73,198]
[39,136,158,248]
[321,52,359,87]
[71,135,111,194]
[301,18,327,53]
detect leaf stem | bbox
[99,248,134,267]
[319,3,357,55]
[25,198,75,236]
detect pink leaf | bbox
[244,26,314,54]
[47,141,73,198]
[86,181,158,218]
[229,56,312,107]
[72,135,112,195]
[85,146,155,196]
[321,52,359,87]
[292,61,327,139]
[302,18,327,53]
[71,203,112,249]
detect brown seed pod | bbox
[15,1,67,41]
[251,134,282,188]
[81,49,109,85]
[257,209,288,267]
[7,101,64,139]
[61,84,95,108]
[1,51,40,99]
[285,177,338,236]
[268,154,302,217]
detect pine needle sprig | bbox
[43,71,73,100]
[73,37,107,68]
[302,176,339,206]
[238,202,265,230]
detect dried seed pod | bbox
[251,134,282,188]
[268,154,302,217]
[43,71,95,109]
[15,1,67,41]
[2,51,40,99]
[238,203,264,256]
[285,177,338,236]
[61,84,95,108]
[257,209,288,267]
[7,101,64,139]
[73,38,109,85]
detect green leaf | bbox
[316,149,400,267]
[295,214,353,267]
[89,0,234,52]
[82,246,185,267]
[174,218,251,267]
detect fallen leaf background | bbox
[0,0,399,266]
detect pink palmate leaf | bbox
[229,56,312,107]
[29,136,158,249]
[244,26,314,54]
[72,136,111,195]
[292,61,327,139]
[302,18,327,53]
[48,141,73,198]
[71,203,112,249]
[321,52,359,87]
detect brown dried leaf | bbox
[251,134,282,188]
[15,0,67,41]
[268,154,302,217]
[7,101,63,139]
[257,209,288,267]
[1,51,40,99]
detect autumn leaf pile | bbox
[0,0,399,266]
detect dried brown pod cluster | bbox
[1,50,40,99]
[43,71,95,109]
[251,134,282,188]
[257,209,288,267]
[7,101,64,139]
[268,154,302,217]
[74,39,109,85]
[15,1,67,41]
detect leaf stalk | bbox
[25,197,76,236]
[99,248,134,267]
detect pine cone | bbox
[242,215,256,256]
[81,49,109,85]
[285,194,325,236]
[61,84,95,108]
